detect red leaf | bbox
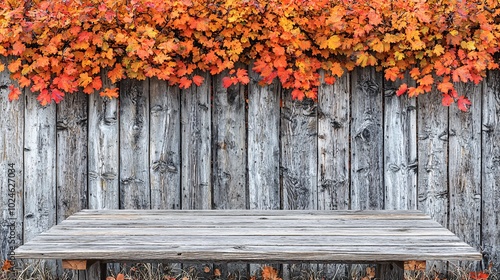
[222,76,234,88]
[457,96,472,111]
[291,89,305,100]
[8,85,21,101]
[396,83,408,96]
[37,89,52,106]
[51,88,65,104]
[469,271,489,280]
[442,93,454,106]
[192,75,204,86]
[100,88,119,99]
[2,260,13,271]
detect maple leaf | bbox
[100,88,119,99]
[261,266,282,280]
[11,41,26,55]
[236,68,249,84]
[108,64,124,84]
[469,271,489,280]
[8,85,21,101]
[7,59,22,73]
[457,96,471,111]
[51,88,65,104]
[37,89,52,106]
[442,93,454,106]
[396,83,408,96]
[179,76,192,89]
[384,67,400,82]
[222,76,235,88]
[291,89,305,100]
[192,75,204,86]
[2,260,13,271]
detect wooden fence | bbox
[1,66,499,275]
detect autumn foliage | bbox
[0,0,499,110]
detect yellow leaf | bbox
[327,35,342,50]
[433,44,445,56]
[460,41,476,51]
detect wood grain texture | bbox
[56,93,88,223]
[482,70,500,269]
[149,78,181,210]
[448,82,482,270]
[417,91,449,227]
[87,72,119,210]
[281,95,317,210]
[181,72,212,210]
[317,73,350,210]
[384,77,418,210]
[212,72,247,210]
[23,92,57,242]
[350,67,384,210]
[0,59,24,264]
[248,68,280,210]
[119,79,150,209]
[14,210,482,262]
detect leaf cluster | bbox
[0,0,499,110]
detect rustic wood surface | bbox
[0,58,24,264]
[483,70,500,269]
[15,210,481,263]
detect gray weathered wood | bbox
[15,210,482,262]
[482,70,500,269]
[212,72,247,210]
[87,72,120,210]
[317,72,350,278]
[351,67,384,210]
[317,72,350,210]
[149,78,181,210]
[248,68,281,210]
[281,96,317,211]
[0,59,24,267]
[119,79,150,209]
[56,93,88,223]
[417,91,449,227]
[384,77,418,210]
[417,90,449,273]
[181,72,212,210]
[23,92,57,242]
[448,82,482,270]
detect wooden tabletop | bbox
[15,210,482,263]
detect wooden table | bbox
[15,210,482,279]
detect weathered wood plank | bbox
[0,58,24,267]
[119,79,150,209]
[482,70,500,271]
[248,68,280,210]
[88,72,120,210]
[384,77,418,210]
[180,72,212,210]
[56,93,88,223]
[350,67,384,210]
[149,78,181,210]
[448,82,482,270]
[417,91,449,227]
[317,72,350,211]
[281,95,317,210]
[23,91,57,242]
[212,72,247,210]
[417,90,449,273]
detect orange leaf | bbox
[8,85,21,101]
[192,75,204,86]
[469,271,489,280]
[100,88,119,99]
[108,64,124,84]
[324,75,335,85]
[7,59,22,73]
[222,76,234,88]
[291,89,305,100]
[236,68,249,84]
[179,76,192,89]
[37,89,52,106]
[396,83,408,96]
[457,96,471,111]
[261,266,281,280]
[2,260,13,271]
[442,93,454,106]
[418,75,434,86]
[384,67,400,82]
[116,273,125,280]
[12,41,26,55]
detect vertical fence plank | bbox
[317,73,350,279]
[281,96,317,210]
[212,73,247,210]
[350,67,384,210]
[88,73,120,210]
[482,70,500,271]
[281,94,318,278]
[212,72,248,279]
[248,70,281,210]
[181,72,212,210]
[119,79,150,209]
[56,93,88,223]
[23,91,57,274]
[384,78,418,210]
[417,90,449,273]
[150,78,181,210]
[448,82,482,271]
[0,63,24,269]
